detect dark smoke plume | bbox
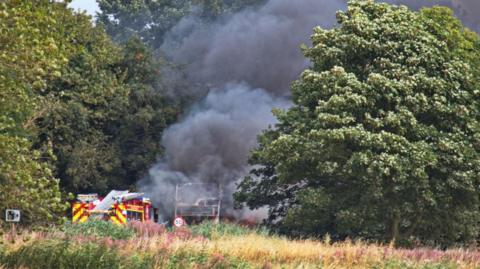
[140,84,289,220]
[140,0,480,221]
[163,0,344,96]
[141,0,344,220]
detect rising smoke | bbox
[140,84,289,220]
[140,0,343,220]
[163,0,344,96]
[139,0,480,221]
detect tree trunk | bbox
[389,212,401,243]
[403,214,421,239]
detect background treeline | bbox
[2,0,480,248]
[0,0,265,225]
[0,0,181,224]
[97,0,267,49]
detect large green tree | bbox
[33,22,179,194]
[0,0,73,225]
[0,0,179,227]
[235,0,480,246]
[107,38,179,188]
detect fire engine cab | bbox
[72,190,158,225]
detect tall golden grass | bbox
[92,232,479,268]
[157,234,479,268]
[2,225,480,269]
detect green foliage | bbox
[97,0,267,48]
[32,6,130,192]
[0,235,253,269]
[420,7,480,73]
[0,245,5,264]
[162,249,252,269]
[1,239,151,269]
[34,30,178,193]
[235,0,480,246]
[10,4,179,194]
[0,0,73,225]
[97,0,188,48]
[282,188,334,238]
[0,137,66,225]
[377,260,457,269]
[63,221,135,240]
[1,0,178,224]
[189,221,269,239]
[108,38,180,188]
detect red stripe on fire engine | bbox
[72,204,86,217]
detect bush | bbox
[157,250,252,269]
[1,239,152,269]
[189,221,269,239]
[63,220,135,240]
[0,245,5,265]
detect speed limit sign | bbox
[173,217,185,227]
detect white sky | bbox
[69,0,100,17]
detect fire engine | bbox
[72,190,158,225]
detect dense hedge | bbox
[63,221,135,240]
[188,221,269,239]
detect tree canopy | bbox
[96,0,267,49]
[0,0,74,224]
[235,0,480,246]
[0,0,178,225]
[34,32,178,194]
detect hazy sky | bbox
[69,0,100,16]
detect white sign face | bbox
[173,217,185,227]
[77,194,99,203]
[5,209,21,222]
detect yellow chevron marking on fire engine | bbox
[79,214,89,223]
[110,215,121,225]
[116,214,126,224]
[72,204,85,222]
[72,203,82,214]
[116,204,127,224]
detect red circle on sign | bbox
[174,217,185,227]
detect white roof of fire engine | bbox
[116,192,144,201]
[93,190,129,211]
[92,190,145,211]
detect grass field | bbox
[1,221,479,269]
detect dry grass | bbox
[2,224,480,269]
[167,234,480,268]
[88,232,480,268]
[181,234,383,267]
